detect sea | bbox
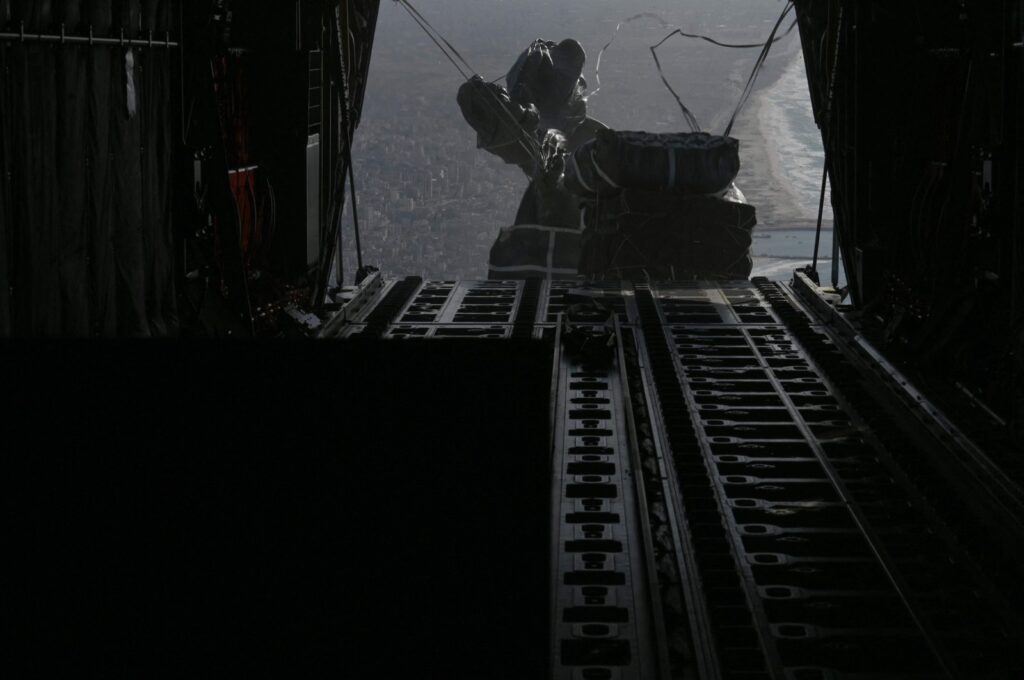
[746,51,846,287]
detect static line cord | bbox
[592,13,672,101]
[723,1,796,138]
[812,4,845,277]
[395,0,469,79]
[591,9,797,133]
[314,3,359,304]
[339,0,364,274]
[349,150,363,272]
[394,0,542,164]
[811,163,829,277]
[397,0,540,162]
[650,31,704,131]
[591,12,799,101]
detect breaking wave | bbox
[758,53,833,224]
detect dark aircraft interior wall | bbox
[0,0,179,337]
[10,338,553,676]
[795,0,1024,437]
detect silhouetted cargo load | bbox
[457,38,606,280]
[564,129,754,281]
[564,129,741,197]
[456,35,756,281]
[578,183,755,281]
[487,223,582,280]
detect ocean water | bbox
[757,52,834,225]
[747,50,846,287]
[750,229,847,288]
[752,229,832,260]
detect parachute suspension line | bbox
[659,22,798,51]
[591,13,671,101]
[593,9,798,133]
[393,0,542,164]
[313,3,362,304]
[593,12,800,102]
[349,155,364,272]
[650,32,704,132]
[396,0,478,77]
[337,3,364,275]
[812,3,845,279]
[394,0,470,80]
[723,1,797,138]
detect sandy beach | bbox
[731,43,833,232]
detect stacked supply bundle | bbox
[563,129,756,281]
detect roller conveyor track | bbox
[325,277,1024,678]
[624,280,1024,679]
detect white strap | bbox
[570,153,595,194]
[590,149,622,190]
[488,264,579,275]
[501,223,582,235]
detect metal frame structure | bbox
[0,24,178,47]
[319,273,1024,678]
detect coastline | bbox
[730,41,833,232]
